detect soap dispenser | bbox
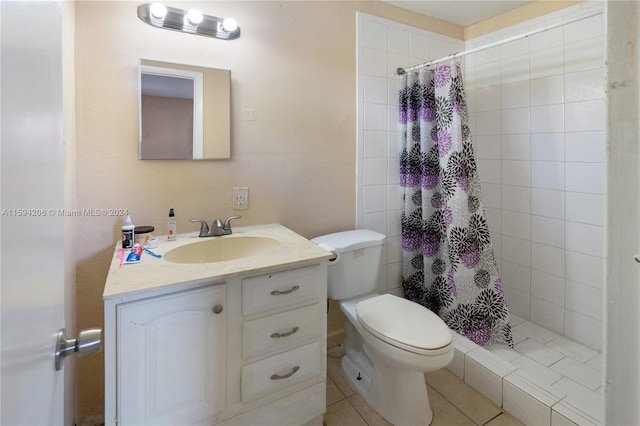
[167,208,177,241]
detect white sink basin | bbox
[164,236,280,264]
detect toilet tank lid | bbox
[311,229,385,252]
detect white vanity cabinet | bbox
[116,284,226,425]
[104,225,330,426]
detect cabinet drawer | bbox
[242,303,322,360]
[241,341,322,403]
[242,265,321,316]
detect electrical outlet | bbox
[232,187,249,210]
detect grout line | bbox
[426,384,481,426]
[345,395,370,426]
[482,412,504,426]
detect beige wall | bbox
[464,0,585,39]
[73,1,460,421]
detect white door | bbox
[1,1,66,424]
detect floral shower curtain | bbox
[399,62,513,347]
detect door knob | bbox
[55,328,102,371]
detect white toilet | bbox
[312,230,454,426]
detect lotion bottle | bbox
[122,215,135,248]
[167,208,177,241]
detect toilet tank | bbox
[311,230,385,300]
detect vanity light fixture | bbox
[137,3,241,40]
[186,9,203,26]
[222,18,238,33]
[149,2,166,19]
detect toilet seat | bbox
[356,294,453,356]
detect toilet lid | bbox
[356,294,452,353]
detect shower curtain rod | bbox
[397,10,602,75]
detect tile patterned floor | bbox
[487,314,603,423]
[324,346,523,426]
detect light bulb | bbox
[187,9,203,25]
[149,2,167,19]
[221,17,238,32]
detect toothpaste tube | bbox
[125,244,143,264]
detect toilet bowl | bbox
[312,230,454,425]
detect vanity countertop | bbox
[102,223,332,300]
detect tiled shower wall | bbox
[356,2,605,351]
[465,2,605,351]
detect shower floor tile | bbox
[514,338,565,366]
[545,335,600,363]
[511,331,528,345]
[586,354,603,372]
[509,313,526,326]
[513,321,560,344]
[487,345,522,362]
[510,356,564,388]
[491,318,604,424]
[551,377,603,422]
[550,357,602,391]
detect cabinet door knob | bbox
[212,305,223,314]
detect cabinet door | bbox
[117,285,225,425]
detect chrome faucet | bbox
[190,215,241,237]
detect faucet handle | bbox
[189,219,210,237]
[223,215,241,232]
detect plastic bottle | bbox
[122,215,135,249]
[167,208,177,241]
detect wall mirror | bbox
[139,59,231,160]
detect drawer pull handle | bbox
[270,327,300,338]
[212,305,223,314]
[270,365,300,380]
[270,285,300,296]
